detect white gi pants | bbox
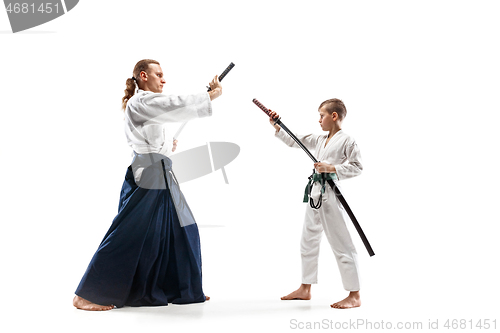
[301,182,360,291]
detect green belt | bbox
[303,172,338,202]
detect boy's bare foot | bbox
[205,296,210,301]
[73,295,114,311]
[281,284,312,300]
[331,291,361,309]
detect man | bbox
[73,59,222,310]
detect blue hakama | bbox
[75,154,205,307]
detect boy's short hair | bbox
[319,98,347,121]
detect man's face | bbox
[142,64,166,93]
[318,106,335,131]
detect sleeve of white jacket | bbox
[275,128,321,151]
[334,142,363,180]
[133,92,212,125]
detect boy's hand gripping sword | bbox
[174,63,235,140]
[252,98,375,257]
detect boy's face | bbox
[318,106,337,131]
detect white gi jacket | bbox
[275,129,362,180]
[124,89,212,182]
[124,89,212,156]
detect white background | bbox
[1,1,499,332]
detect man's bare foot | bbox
[73,295,114,311]
[205,296,210,301]
[281,284,312,300]
[331,291,361,309]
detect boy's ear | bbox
[332,112,338,121]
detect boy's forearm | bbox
[334,143,363,180]
[334,163,362,180]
